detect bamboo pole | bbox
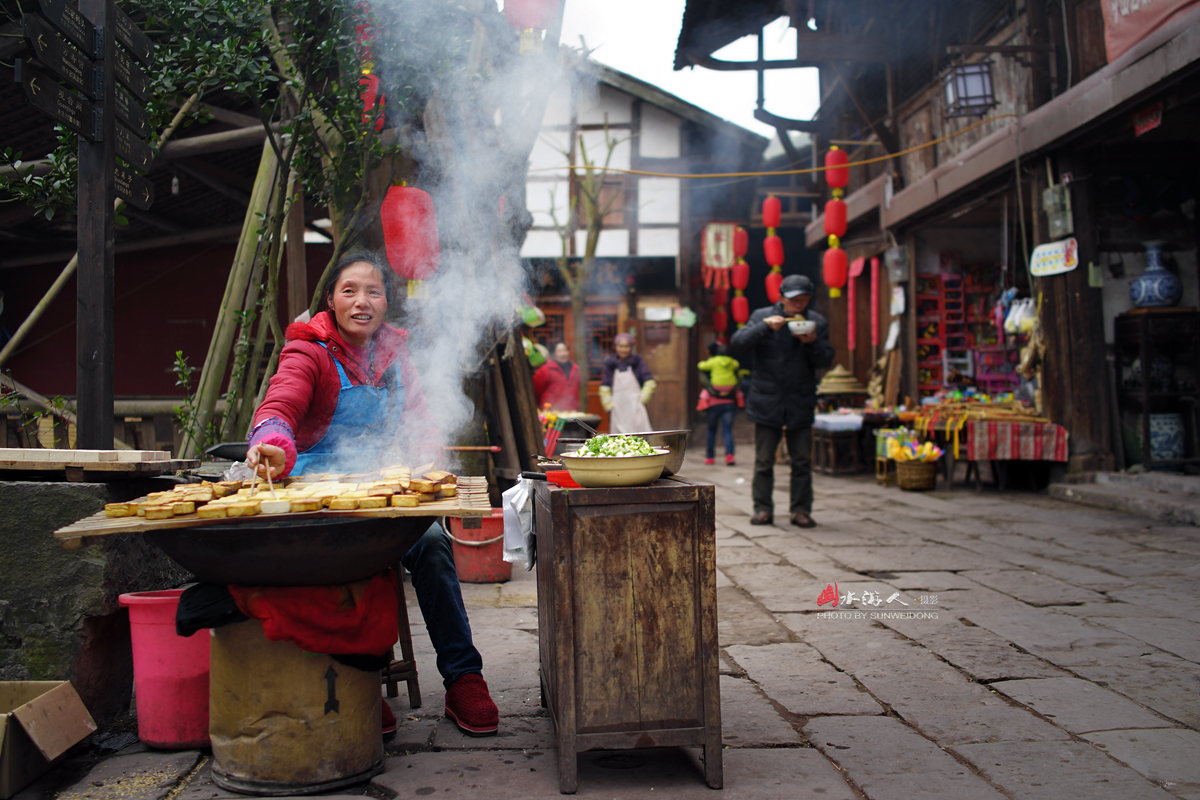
[0,89,207,369]
[181,138,280,458]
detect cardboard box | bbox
[0,682,96,799]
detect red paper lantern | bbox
[765,271,783,303]
[825,147,849,189]
[824,199,847,238]
[823,247,848,298]
[762,196,781,229]
[381,186,440,281]
[359,74,385,132]
[733,226,748,258]
[731,261,750,291]
[712,287,728,306]
[731,295,750,325]
[712,308,728,334]
[763,235,784,267]
[503,0,557,30]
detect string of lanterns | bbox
[503,0,558,53]
[823,146,849,298]
[761,196,783,303]
[731,227,750,328]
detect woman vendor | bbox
[532,342,582,411]
[245,251,499,738]
[599,333,656,433]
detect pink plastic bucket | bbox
[119,589,211,748]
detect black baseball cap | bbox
[780,274,814,298]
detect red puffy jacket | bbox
[250,311,442,476]
[533,360,582,411]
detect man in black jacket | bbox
[729,274,835,527]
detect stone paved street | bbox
[16,453,1200,800]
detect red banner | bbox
[1103,0,1199,62]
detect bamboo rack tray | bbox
[53,487,492,550]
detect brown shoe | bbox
[791,511,817,528]
[750,510,773,525]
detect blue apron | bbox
[293,343,404,475]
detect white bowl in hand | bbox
[787,319,816,336]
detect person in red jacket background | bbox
[532,341,582,410]
[246,251,499,738]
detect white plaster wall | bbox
[529,129,572,173]
[577,129,631,171]
[639,105,681,159]
[577,84,633,125]
[637,177,680,224]
[1099,247,1199,343]
[576,228,630,256]
[520,230,565,258]
[525,181,571,228]
[638,228,680,257]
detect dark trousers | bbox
[752,423,813,516]
[401,522,484,687]
[705,404,736,458]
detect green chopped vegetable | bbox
[573,435,656,458]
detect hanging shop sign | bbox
[1030,238,1079,277]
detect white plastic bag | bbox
[501,478,535,569]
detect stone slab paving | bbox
[957,568,1110,606]
[725,643,883,717]
[1093,616,1200,662]
[371,747,859,799]
[1071,654,1200,730]
[804,716,1007,799]
[52,752,203,800]
[951,740,1176,799]
[876,615,1068,681]
[718,674,806,746]
[716,585,795,646]
[1084,728,1200,799]
[990,676,1175,733]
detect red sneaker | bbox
[704,457,714,465]
[382,701,397,736]
[444,673,498,737]
[725,454,736,466]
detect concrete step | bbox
[1049,480,1200,526]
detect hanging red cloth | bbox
[228,570,400,656]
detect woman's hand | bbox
[246,443,286,480]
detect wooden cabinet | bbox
[1114,309,1200,469]
[533,477,721,794]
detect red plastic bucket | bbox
[119,589,211,748]
[447,510,512,583]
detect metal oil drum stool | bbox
[209,619,383,795]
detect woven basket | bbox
[896,460,937,491]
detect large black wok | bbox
[148,515,433,586]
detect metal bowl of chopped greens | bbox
[560,435,671,487]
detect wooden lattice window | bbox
[586,313,617,382]
[531,313,567,351]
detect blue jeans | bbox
[706,404,736,458]
[400,522,483,687]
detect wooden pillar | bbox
[1037,152,1113,472]
[75,0,116,449]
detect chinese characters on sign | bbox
[815,582,940,619]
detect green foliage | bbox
[0,372,69,448]
[171,351,217,454]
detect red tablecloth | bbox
[966,420,1069,462]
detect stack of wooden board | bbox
[0,448,198,480]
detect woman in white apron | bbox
[599,333,656,433]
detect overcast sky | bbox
[549,0,822,140]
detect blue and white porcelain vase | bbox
[1147,413,1185,462]
[1130,241,1182,308]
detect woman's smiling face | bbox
[330,262,388,347]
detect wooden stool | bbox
[382,565,421,707]
[814,428,861,475]
[875,456,896,486]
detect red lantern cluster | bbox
[381,186,441,283]
[731,258,750,326]
[822,147,850,298]
[504,0,558,53]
